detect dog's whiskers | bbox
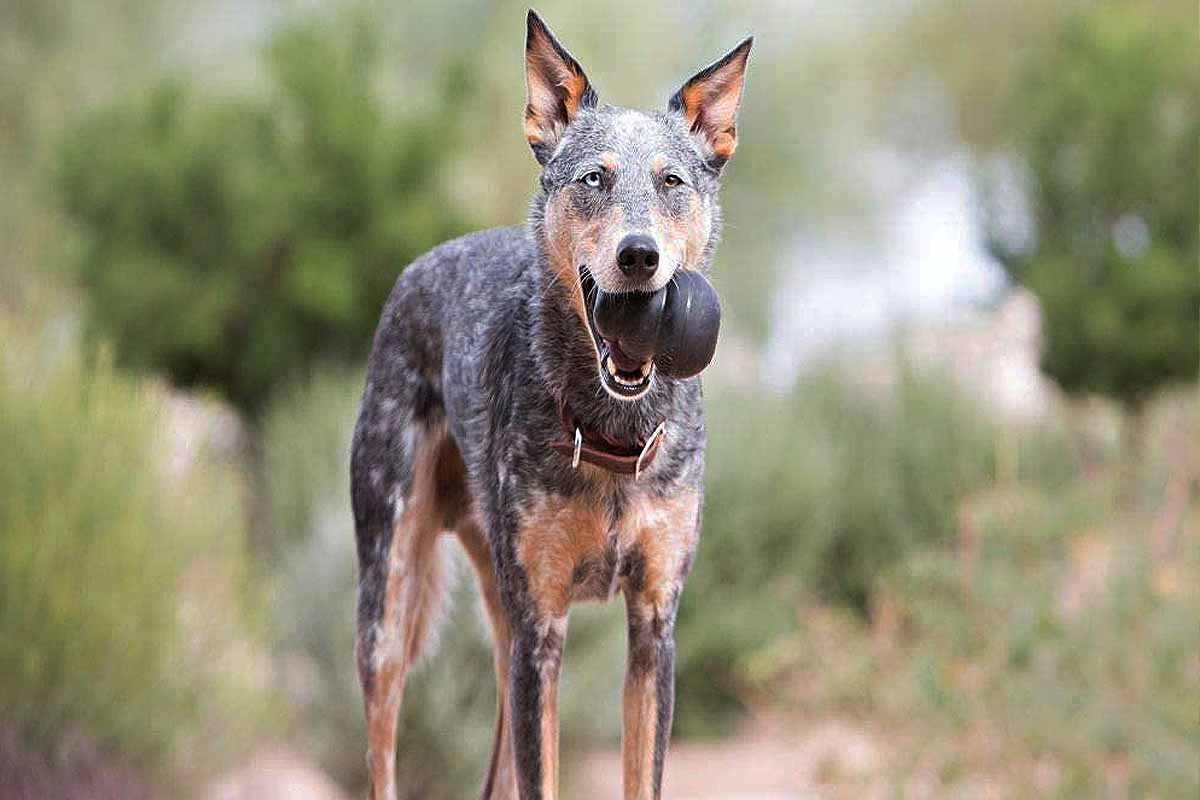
[539,269,565,302]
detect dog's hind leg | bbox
[457,518,519,800]
[353,421,453,800]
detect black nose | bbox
[616,233,659,279]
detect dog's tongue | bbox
[606,339,646,372]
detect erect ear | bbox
[524,10,597,165]
[668,36,753,171]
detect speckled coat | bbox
[350,12,751,800]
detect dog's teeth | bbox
[602,353,653,390]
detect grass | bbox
[750,388,1199,798]
[0,329,263,783]
[674,361,1010,734]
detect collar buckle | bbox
[553,397,667,477]
[635,421,666,481]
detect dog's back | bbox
[350,224,527,556]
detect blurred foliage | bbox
[0,335,262,775]
[673,363,1007,733]
[57,19,475,416]
[0,0,163,310]
[981,0,1198,408]
[0,0,160,159]
[884,0,1074,153]
[761,390,1199,797]
[3,1,1196,796]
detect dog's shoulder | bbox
[375,225,536,332]
[398,225,535,292]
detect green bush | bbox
[57,19,475,417]
[0,342,260,774]
[674,362,1002,734]
[880,528,1198,796]
[875,402,1199,797]
[742,390,1198,797]
[984,0,1198,409]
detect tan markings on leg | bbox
[618,489,699,799]
[619,489,700,610]
[364,429,453,800]
[514,493,602,799]
[457,517,519,800]
[537,615,567,800]
[621,656,658,799]
[515,492,611,619]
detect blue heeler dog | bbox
[351,11,752,799]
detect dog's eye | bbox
[663,174,683,188]
[581,171,603,188]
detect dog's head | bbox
[525,10,751,401]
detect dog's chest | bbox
[515,485,700,614]
[568,533,637,603]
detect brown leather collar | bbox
[550,399,665,477]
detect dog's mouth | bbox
[580,266,654,399]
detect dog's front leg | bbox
[621,594,678,800]
[509,614,567,800]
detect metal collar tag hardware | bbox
[635,421,666,481]
[552,398,667,476]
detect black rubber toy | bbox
[591,270,721,379]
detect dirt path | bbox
[571,718,886,799]
[200,720,889,799]
[203,747,348,800]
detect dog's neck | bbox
[527,233,687,448]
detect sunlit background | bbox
[2,1,1196,798]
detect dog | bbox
[350,11,751,799]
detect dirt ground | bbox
[571,717,889,800]
[203,747,348,800]
[204,719,889,800]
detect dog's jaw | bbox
[579,265,655,401]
